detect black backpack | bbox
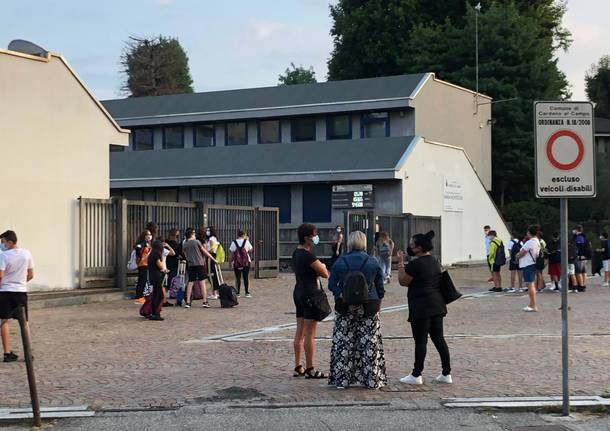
[492,239,506,266]
[510,240,522,264]
[340,256,370,306]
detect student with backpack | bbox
[133,230,152,304]
[487,231,506,292]
[598,232,610,287]
[375,231,394,284]
[229,230,253,297]
[573,225,591,292]
[327,231,387,389]
[535,231,548,292]
[516,225,541,312]
[507,235,524,293]
[547,232,561,291]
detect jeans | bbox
[234,266,250,294]
[410,315,451,377]
[135,267,148,298]
[379,256,391,279]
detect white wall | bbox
[401,139,510,265]
[0,51,128,290]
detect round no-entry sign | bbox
[545,129,584,171]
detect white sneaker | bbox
[434,374,453,384]
[602,283,610,287]
[507,288,517,293]
[523,306,538,312]
[245,293,252,298]
[399,374,423,385]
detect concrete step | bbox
[28,288,126,309]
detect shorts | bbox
[521,264,537,284]
[0,292,28,320]
[575,260,587,274]
[568,264,575,276]
[187,265,207,281]
[293,289,317,320]
[548,262,561,277]
[603,260,610,272]
[509,262,520,271]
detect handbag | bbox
[305,280,332,322]
[440,270,462,304]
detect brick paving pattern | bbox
[1,267,609,410]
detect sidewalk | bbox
[1,266,609,412]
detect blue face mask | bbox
[312,235,320,246]
[0,243,8,252]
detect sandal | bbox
[304,367,327,379]
[293,365,305,377]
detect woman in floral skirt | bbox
[327,231,387,390]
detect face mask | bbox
[336,228,342,233]
[145,235,152,241]
[572,230,577,235]
[406,247,416,257]
[206,231,211,237]
[312,235,320,246]
[0,243,7,252]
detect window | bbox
[122,189,143,200]
[133,129,154,151]
[226,122,248,146]
[258,120,281,144]
[264,185,291,224]
[191,187,215,204]
[326,114,351,140]
[110,145,125,152]
[194,125,215,147]
[361,112,390,138]
[142,189,156,201]
[291,117,316,142]
[157,188,178,202]
[163,126,184,149]
[302,184,332,223]
[227,186,252,206]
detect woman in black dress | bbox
[397,230,452,385]
[147,240,169,321]
[291,223,330,379]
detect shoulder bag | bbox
[440,270,462,304]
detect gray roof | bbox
[596,117,610,134]
[101,74,427,125]
[110,136,417,188]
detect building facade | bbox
[104,74,509,264]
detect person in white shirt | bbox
[0,230,34,363]
[229,230,253,297]
[515,225,541,312]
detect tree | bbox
[326,1,571,206]
[278,63,317,85]
[121,36,193,97]
[585,55,610,119]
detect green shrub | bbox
[502,201,560,238]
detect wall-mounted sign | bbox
[332,184,374,209]
[443,177,464,212]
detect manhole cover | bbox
[512,426,572,431]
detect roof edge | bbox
[410,73,492,101]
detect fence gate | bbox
[344,210,376,254]
[79,198,117,287]
[204,204,279,279]
[407,215,442,262]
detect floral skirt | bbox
[328,309,387,389]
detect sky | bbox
[0,0,607,101]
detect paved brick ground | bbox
[1,266,609,410]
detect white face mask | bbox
[312,235,320,246]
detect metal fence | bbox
[407,215,442,262]
[79,198,279,289]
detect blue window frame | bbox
[326,114,352,140]
[163,126,184,149]
[361,112,390,138]
[258,119,282,144]
[302,184,332,223]
[264,185,291,224]
[291,117,316,142]
[193,124,215,147]
[225,122,248,146]
[132,128,154,151]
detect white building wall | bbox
[401,139,510,265]
[0,51,128,290]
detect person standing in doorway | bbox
[376,231,394,284]
[230,230,253,297]
[0,230,34,363]
[573,225,591,292]
[291,224,330,379]
[329,226,344,269]
[516,225,542,312]
[547,232,561,291]
[133,230,152,304]
[397,230,452,385]
[506,234,523,293]
[487,230,505,292]
[598,232,610,287]
[182,228,216,308]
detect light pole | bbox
[475,2,481,95]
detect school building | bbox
[103,73,510,265]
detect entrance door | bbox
[344,210,375,254]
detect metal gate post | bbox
[116,198,128,290]
[254,207,260,279]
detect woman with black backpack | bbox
[327,231,387,390]
[229,230,253,297]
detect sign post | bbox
[534,101,596,416]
